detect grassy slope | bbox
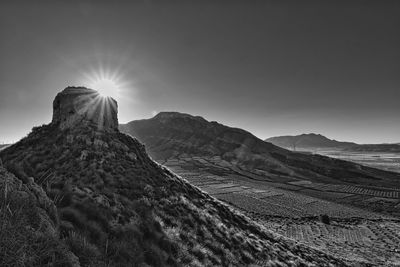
[0,165,78,266]
[0,123,348,266]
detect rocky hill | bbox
[265,133,356,151]
[0,87,347,266]
[120,112,400,187]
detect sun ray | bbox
[72,91,118,131]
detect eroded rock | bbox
[52,86,118,131]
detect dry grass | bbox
[0,168,73,266]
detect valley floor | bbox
[308,149,400,174]
[159,156,400,266]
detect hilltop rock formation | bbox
[52,86,118,131]
[120,112,400,187]
[1,88,348,266]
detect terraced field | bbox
[164,156,400,217]
[169,166,388,219]
[290,180,400,197]
[288,181,400,217]
[260,217,400,266]
[161,157,400,265]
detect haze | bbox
[1,0,399,144]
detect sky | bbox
[0,0,399,144]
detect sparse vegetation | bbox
[0,167,74,266]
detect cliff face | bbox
[52,87,118,131]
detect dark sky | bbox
[1,0,399,144]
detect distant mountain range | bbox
[266,134,400,152]
[266,134,356,150]
[120,112,400,187]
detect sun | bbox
[82,63,131,101]
[90,78,120,99]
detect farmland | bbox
[261,217,400,266]
[161,155,400,217]
[160,156,400,265]
[166,165,392,220]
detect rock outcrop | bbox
[52,86,118,131]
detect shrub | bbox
[107,225,144,265]
[107,239,143,265]
[74,200,110,230]
[319,214,330,225]
[144,244,165,266]
[4,163,29,183]
[158,236,179,256]
[59,207,86,229]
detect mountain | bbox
[0,87,345,266]
[265,134,356,150]
[120,112,400,187]
[266,133,400,152]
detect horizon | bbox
[1,0,400,144]
[1,103,398,145]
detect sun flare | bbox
[91,78,120,99]
[82,64,129,101]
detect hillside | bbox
[265,133,356,150]
[120,112,400,188]
[0,87,346,266]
